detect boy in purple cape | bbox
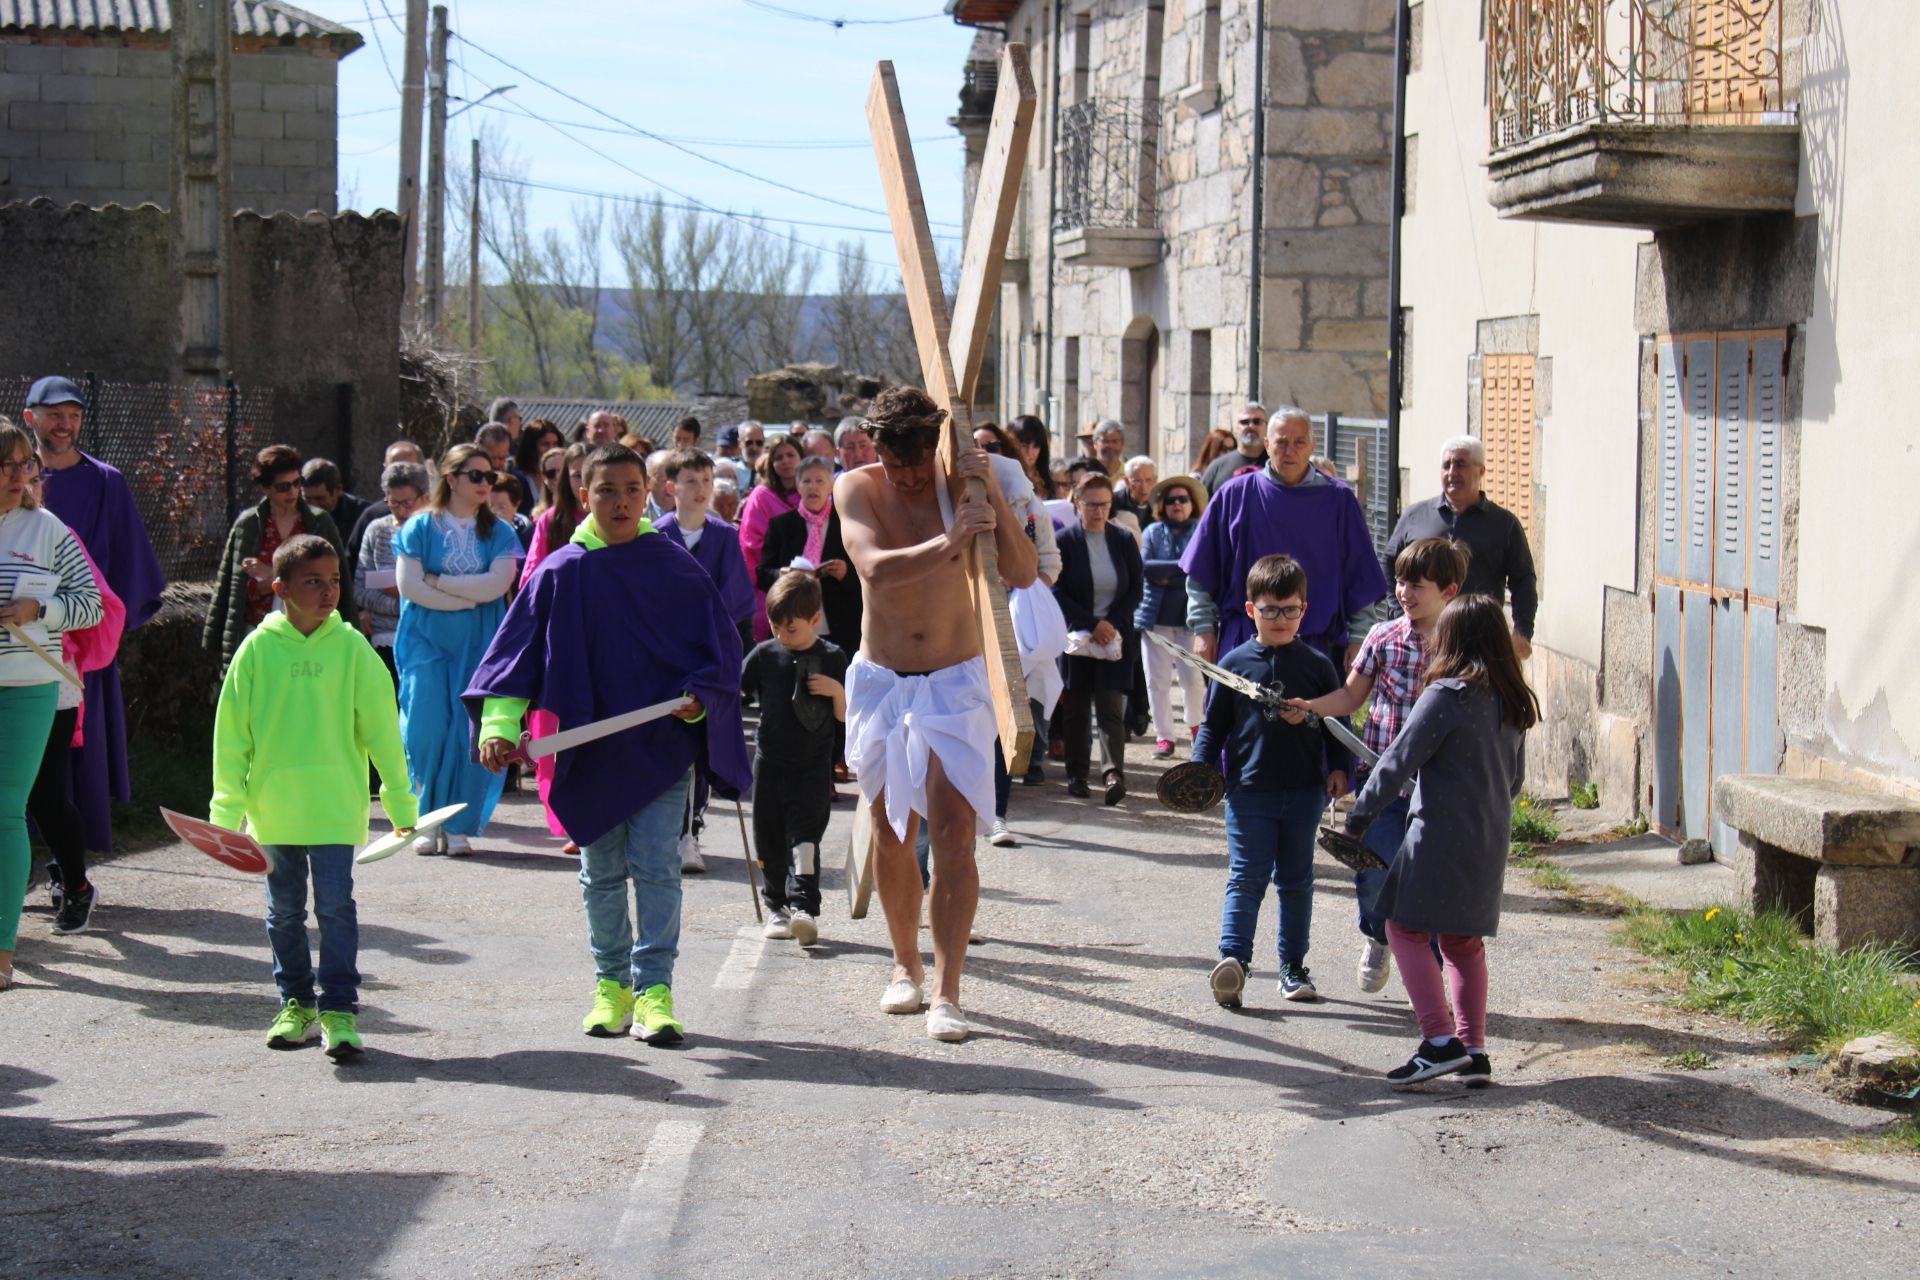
[468,444,751,1045]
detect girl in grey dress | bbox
[1345,595,1537,1087]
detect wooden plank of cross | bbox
[866,42,1039,774]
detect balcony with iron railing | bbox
[1053,98,1164,269]
[1483,0,1801,227]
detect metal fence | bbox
[1318,412,1393,555]
[1055,98,1160,232]
[3,374,276,584]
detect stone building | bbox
[0,0,361,214]
[949,0,1396,471]
[1399,1,1920,849]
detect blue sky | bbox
[307,1,978,288]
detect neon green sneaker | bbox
[266,998,320,1048]
[632,983,684,1045]
[582,978,634,1037]
[319,1010,364,1060]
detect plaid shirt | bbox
[1351,616,1429,770]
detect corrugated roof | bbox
[0,1,363,51]
[509,398,752,444]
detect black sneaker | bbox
[1277,964,1318,1001]
[1458,1052,1494,1088]
[1386,1037,1471,1087]
[53,881,97,935]
[45,860,63,909]
[1066,777,1091,798]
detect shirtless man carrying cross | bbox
[836,387,1038,1042]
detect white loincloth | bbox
[845,655,996,841]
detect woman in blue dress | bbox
[394,444,523,854]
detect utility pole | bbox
[172,0,232,382]
[397,0,429,321]
[468,137,482,346]
[424,4,449,332]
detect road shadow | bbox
[330,1046,723,1107]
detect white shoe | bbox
[988,818,1016,847]
[1357,937,1393,994]
[880,977,924,1014]
[788,909,819,947]
[678,834,706,874]
[1210,956,1246,1008]
[445,834,472,856]
[763,908,792,940]
[411,833,443,856]
[926,1001,968,1042]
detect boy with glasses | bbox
[1194,554,1351,1008]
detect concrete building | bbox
[949,1,1396,470]
[0,0,361,214]
[1398,1,1919,850]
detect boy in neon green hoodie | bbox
[210,535,417,1060]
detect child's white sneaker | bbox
[678,833,706,874]
[1357,937,1392,993]
[787,908,818,947]
[763,909,792,940]
[1209,956,1246,1008]
[445,834,473,857]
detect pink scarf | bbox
[800,498,832,566]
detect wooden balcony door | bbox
[1652,331,1785,855]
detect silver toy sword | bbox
[500,696,693,765]
[1142,629,1378,765]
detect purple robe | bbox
[462,532,752,847]
[656,513,755,626]
[42,451,167,851]
[1180,468,1389,658]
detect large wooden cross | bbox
[867,44,1039,775]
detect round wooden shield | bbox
[161,808,269,874]
[1316,826,1389,874]
[1156,761,1226,813]
[845,800,876,920]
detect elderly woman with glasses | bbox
[1136,474,1210,758]
[205,444,353,673]
[392,444,524,855]
[352,459,431,683]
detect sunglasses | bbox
[268,479,299,493]
[1162,493,1192,504]
[980,442,1002,454]
[1238,418,1264,426]
[455,468,497,486]
[1253,604,1305,621]
[543,467,562,480]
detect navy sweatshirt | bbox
[1191,636,1351,792]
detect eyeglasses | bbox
[1254,604,1306,621]
[454,468,497,486]
[1079,500,1111,512]
[1237,417,1265,426]
[1162,493,1192,505]
[0,457,42,477]
[268,479,299,493]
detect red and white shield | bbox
[160,808,269,874]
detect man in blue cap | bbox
[23,376,166,863]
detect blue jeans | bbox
[1219,784,1327,970]
[1355,791,1411,944]
[263,844,359,1013]
[580,769,691,991]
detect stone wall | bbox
[0,39,341,215]
[0,199,402,491]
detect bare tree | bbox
[822,240,921,386]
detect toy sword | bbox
[1141,630,1377,765]
[499,696,693,765]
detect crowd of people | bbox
[1,378,1542,1085]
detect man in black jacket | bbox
[1379,436,1538,659]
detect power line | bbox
[741,1,947,25]
[461,96,953,150]
[486,171,958,242]
[360,0,403,93]
[452,33,964,228]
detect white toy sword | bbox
[499,696,693,765]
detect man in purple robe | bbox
[24,376,166,853]
[1181,406,1388,671]
[468,444,751,1046]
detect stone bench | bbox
[1713,775,1920,950]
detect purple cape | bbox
[462,533,752,847]
[656,513,755,626]
[1180,469,1389,655]
[42,451,167,851]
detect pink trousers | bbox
[529,709,567,838]
[1385,922,1489,1050]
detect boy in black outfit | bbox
[741,570,848,945]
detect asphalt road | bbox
[4,756,1916,1278]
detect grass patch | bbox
[1851,1116,1920,1155]
[1569,781,1600,810]
[1510,841,1579,895]
[1661,1050,1716,1070]
[1512,795,1561,844]
[1621,904,1920,1055]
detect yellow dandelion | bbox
[1704,907,1722,922]
[1734,932,1745,941]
